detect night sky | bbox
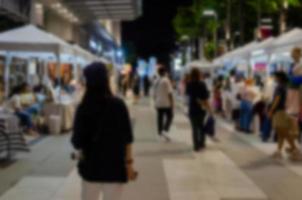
[122,0,193,66]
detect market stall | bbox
[0,25,96,134]
[270,28,302,72]
[250,37,275,77]
[218,42,259,76]
[0,25,76,100]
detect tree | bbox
[173,6,200,40]
[248,0,301,33]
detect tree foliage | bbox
[248,0,300,13]
[173,6,200,40]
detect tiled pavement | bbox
[0,100,302,200]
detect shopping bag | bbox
[204,115,215,137]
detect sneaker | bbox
[272,151,282,159]
[210,136,220,143]
[289,150,302,161]
[162,131,171,143]
[285,147,295,155]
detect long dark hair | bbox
[190,67,201,82]
[82,62,112,104]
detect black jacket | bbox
[72,96,133,183]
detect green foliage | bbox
[173,6,200,40]
[206,19,219,37]
[173,0,223,41]
[248,0,301,13]
[204,41,216,61]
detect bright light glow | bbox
[252,49,265,56]
[261,18,272,23]
[174,58,182,71]
[116,49,123,57]
[35,3,43,10]
[203,9,216,17]
[51,2,62,9]
[59,8,69,15]
[50,2,80,24]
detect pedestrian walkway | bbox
[0,100,302,199]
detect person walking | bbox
[143,75,151,97]
[132,73,141,104]
[71,62,137,200]
[268,71,300,160]
[153,66,174,142]
[186,68,210,152]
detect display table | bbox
[43,101,75,133]
[0,113,29,161]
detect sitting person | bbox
[10,83,38,135]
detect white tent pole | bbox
[26,58,31,85]
[73,53,78,82]
[4,52,12,99]
[56,52,61,84]
[42,59,48,85]
[56,52,62,102]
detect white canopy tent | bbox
[214,42,258,72]
[272,28,302,55]
[249,37,276,75]
[229,41,259,62]
[250,37,275,56]
[186,60,220,75]
[0,25,74,56]
[0,25,104,98]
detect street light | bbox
[203,9,218,57]
[203,10,217,18]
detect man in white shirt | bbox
[154,67,174,142]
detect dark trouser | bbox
[16,111,33,129]
[157,108,173,135]
[189,114,206,151]
[260,115,272,142]
[240,100,253,132]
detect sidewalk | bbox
[1,99,302,199]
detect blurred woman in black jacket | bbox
[71,62,136,200]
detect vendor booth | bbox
[0,25,75,101]
[250,37,275,77]
[0,25,101,101]
[186,60,220,75]
[0,25,100,135]
[218,42,259,76]
[270,28,302,72]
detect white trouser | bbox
[82,180,124,200]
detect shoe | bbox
[289,150,302,161]
[286,147,295,155]
[210,136,220,142]
[162,131,171,143]
[272,151,282,159]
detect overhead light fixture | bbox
[50,2,80,24]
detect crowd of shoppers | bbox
[191,47,302,161]
[69,47,302,199]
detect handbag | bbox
[203,115,215,137]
